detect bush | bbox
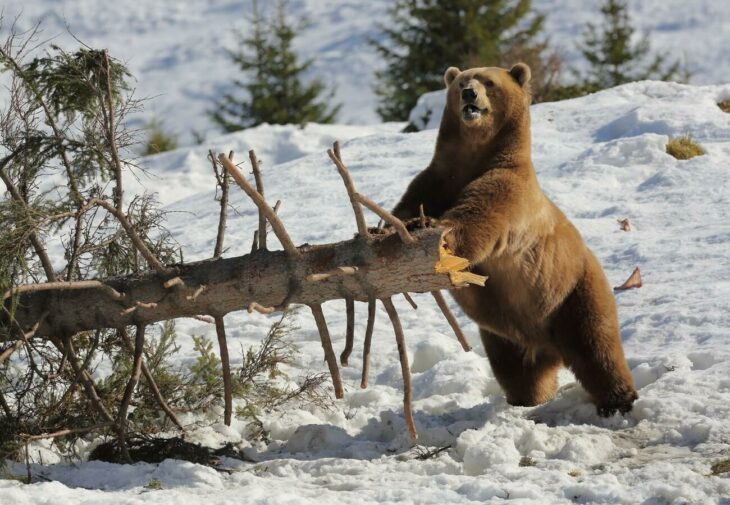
[666,135,706,160]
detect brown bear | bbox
[393,63,638,416]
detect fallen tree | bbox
[3,141,484,444]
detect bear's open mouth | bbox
[462,104,485,121]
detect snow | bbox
[3,79,730,504]
[2,0,729,142]
[3,0,730,502]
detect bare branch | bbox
[0,308,44,365]
[210,149,231,258]
[219,153,299,256]
[251,230,259,253]
[56,337,114,423]
[355,193,415,244]
[431,291,471,352]
[118,327,183,430]
[214,316,233,426]
[116,324,145,462]
[340,297,355,366]
[104,50,124,213]
[360,298,376,389]
[402,292,418,310]
[327,143,368,237]
[0,169,57,281]
[309,303,344,399]
[249,149,268,251]
[614,266,642,291]
[21,422,116,442]
[381,297,417,441]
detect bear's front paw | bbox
[438,220,478,263]
[596,389,638,417]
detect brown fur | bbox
[393,63,637,416]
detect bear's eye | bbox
[484,79,495,88]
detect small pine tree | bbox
[579,0,686,90]
[210,0,341,132]
[372,0,547,121]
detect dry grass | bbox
[710,458,730,476]
[666,135,706,160]
[718,101,730,113]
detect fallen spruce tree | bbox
[2,142,485,447]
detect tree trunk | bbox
[4,227,465,340]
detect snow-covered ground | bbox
[2,0,729,143]
[3,81,730,504]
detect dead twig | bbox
[309,304,344,399]
[355,193,415,244]
[360,299,377,389]
[249,149,268,251]
[116,324,146,462]
[0,169,57,281]
[118,327,183,430]
[431,291,471,352]
[402,292,418,310]
[214,316,233,426]
[219,153,299,256]
[0,308,45,365]
[381,297,417,440]
[415,445,451,460]
[55,337,115,423]
[340,297,355,366]
[614,267,642,291]
[327,142,368,237]
[210,149,232,258]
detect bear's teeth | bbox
[462,105,482,120]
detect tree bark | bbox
[4,227,470,340]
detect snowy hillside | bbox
[3,81,730,504]
[3,0,730,143]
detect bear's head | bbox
[443,63,532,138]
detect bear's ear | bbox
[444,66,461,87]
[509,63,531,87]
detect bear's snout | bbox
[461,87,477,103]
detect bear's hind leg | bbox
[480,330,562,407]
[552,259,638,416]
